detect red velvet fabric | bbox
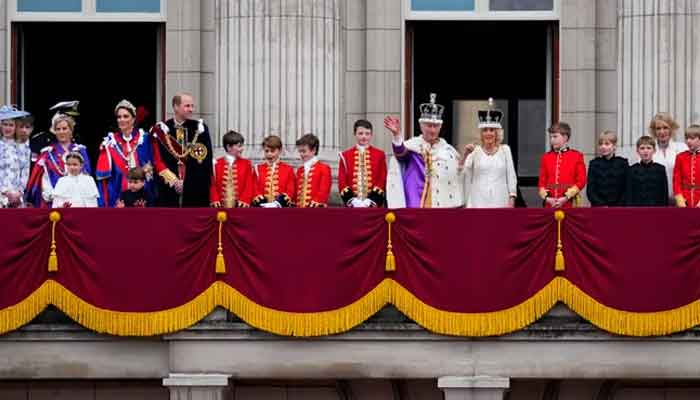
[2,208,700,317]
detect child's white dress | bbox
[52,174,100,208]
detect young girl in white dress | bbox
[52,152,99,208]
[460,99,517,208]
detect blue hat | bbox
[0,105,30,121]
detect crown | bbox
[115,99,137,117]
[418,93,444,124]
[478,98,503,129]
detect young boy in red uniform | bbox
[673,124,700,208]
[210,130,255,208]
[337,119,387,207]
[295,133,331,208]
[252,135,296,207]
[538,122,587,208]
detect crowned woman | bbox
[462,99,518,208]
[96,99,155,207]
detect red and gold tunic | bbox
[209,156,255,207]
[537,147,587,208]
[252,161,296,207]
[295,160,331,208]
[337,145,387,207]
[673,150,700,207]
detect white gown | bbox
[464,144,517,208]
[52,174,100,208]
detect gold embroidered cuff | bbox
[675,194,687,207]
[159,169,179,186]
[564,185,580,199]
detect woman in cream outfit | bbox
[461,99,517,208]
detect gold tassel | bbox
[554,210,565,271]
[385,212,396,272]
[216,211,227,274]
[48,211,61,272]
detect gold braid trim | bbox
[159,169,179,187]
[2,278,700,337]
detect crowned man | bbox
[384,93,464,208]
[150,93,213,207]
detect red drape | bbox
[2,208,700,337]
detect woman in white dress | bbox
[460,99,517,208]
[648,112,687,204]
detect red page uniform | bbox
[209,155,255,207]
[337,145,387,207]
[295,158,331,208]
[673,150,700,207]
[538,147,587,208]
[252,161,296,207]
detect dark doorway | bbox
[409,20,556,183]
[15,22,162,170]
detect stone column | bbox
[162,373,231,400]
[438,376,510,400]
[214,0,343,163]
[618,0,700,147]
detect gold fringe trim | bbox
[2,278,700,337]
[0,282,53,334]
[557,278,700,336]
[389,278,559,336]
[51,280,219,336]
[218,280,392,337]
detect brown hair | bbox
[684,124,700,139]
[262,135,283,150]
[648,112,680,138]
[296,133,320,154]
[172,92,193,108]
[636,135,656,149]
[548,122,572,139]
[65,151,84,164]
[127,167,145,181]
[16,115,34,127]
[353,119,373,134]
[222,130,245,149]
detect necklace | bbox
[163,127,201,161]
[482,145,499,156]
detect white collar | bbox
[224,154,236,164]
[356,144,367,152]
[173,118,187,127]
[303,156,318,171]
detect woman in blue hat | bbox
[0,105,30,207]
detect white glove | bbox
[362,198,374,207]
[260,202,278,208]
[349,198,364,208]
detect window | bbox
[18,0,81,12]
[490,0,553,11]
[96,0,160,13]
[411,0,475,11]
